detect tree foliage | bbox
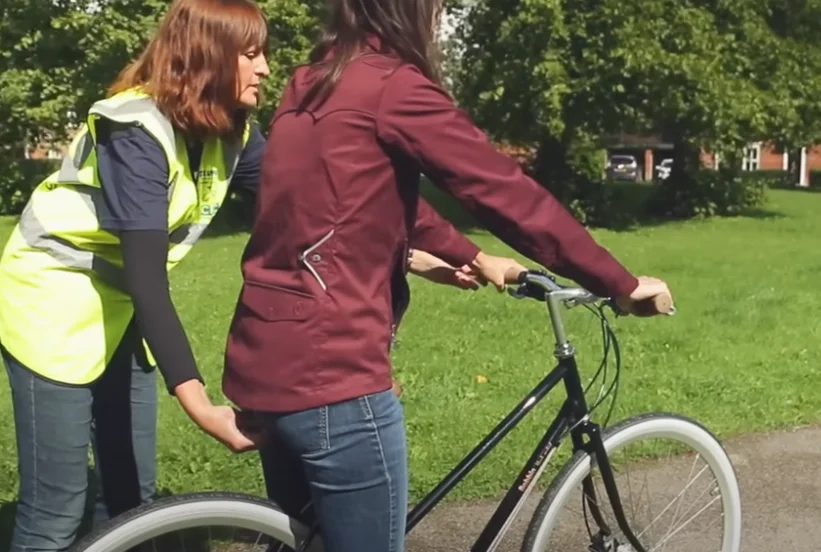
[0,0,320,151]
[4,0,821,221]
[458,0,821,150]
[454,0,821,220]
[0,0,322,214]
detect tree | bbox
[759,0,821,183]
[0,0,99,149]
[0,0,322,152]
[0,0,323,214]
[454,0,821,218]
[255,0,321,127]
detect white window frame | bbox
[742,142,761,171]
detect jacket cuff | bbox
[606,271,640,300]
[442,235,481,267]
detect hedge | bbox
[0,158,792,230]
[0,157,60,216]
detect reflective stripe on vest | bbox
[13,97,244,291]
[0,89,249,385]
[17,192,127,290]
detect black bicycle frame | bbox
[405,352,646,552]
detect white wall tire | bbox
[522,413,742,552]
[70,492,320,552]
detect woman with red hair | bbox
[0,0,271,549]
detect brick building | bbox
[606,133,821,186]
[700,143,821,186]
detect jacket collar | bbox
[322,33,388,60]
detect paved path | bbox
[406,425,820,551]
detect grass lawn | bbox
[1,187,821,524]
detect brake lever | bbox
[605,298,628,317]
[507,282,547,302]
[507,286,526,300]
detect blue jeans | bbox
[2,321,157,552]
[256,389,408,552]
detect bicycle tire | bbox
[521,412,742,552]
[70,491,316,552]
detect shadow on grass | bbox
[740,207,786,220]
[771,184,821,194]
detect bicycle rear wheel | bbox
[522,412,742,552]
[70,492,317,552]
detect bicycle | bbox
[71,269,742,552]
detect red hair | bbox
[109,0,268,138]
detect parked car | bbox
[656,158,673,180]
[606,154,640,181]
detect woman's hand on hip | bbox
[196,405,263,453]
[174,379,264,453]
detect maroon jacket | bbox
[222,41,638,413]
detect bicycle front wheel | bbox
[522,413,742,552]
[70,492,318,552]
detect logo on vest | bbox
[198,168,220,218]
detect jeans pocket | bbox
[273,405,330,457]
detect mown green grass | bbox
[1,188,820,525]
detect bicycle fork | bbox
[571,420,647,552]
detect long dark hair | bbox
[299,0,444,110]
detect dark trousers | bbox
[2,322,157,552]
[256,388,408,552]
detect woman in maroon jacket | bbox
[221,0,672,548]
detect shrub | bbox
[0,157,258,238]
[559,179,646,229]
[647,168,768,219]
[738,169,793,189]
[0,156,60,216]
[809,170,821,188]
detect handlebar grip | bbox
[505,267,528,284]
[630,293,674,316]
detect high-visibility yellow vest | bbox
[0,88,251,385]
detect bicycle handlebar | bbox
[507,269,675,317]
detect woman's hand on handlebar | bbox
[615,276,674,315]
[469,252,528,291]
